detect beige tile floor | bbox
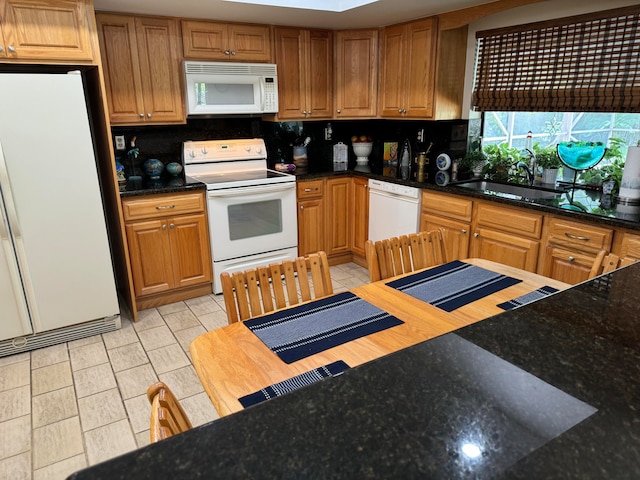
[0,262,370,480]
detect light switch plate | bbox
[115,135,126,150]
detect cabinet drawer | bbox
[547,217,612,253]
[422,191,472,222]
[617,232,640,260]
[122,192,206,221]
[297,180,324,199]
[475,202,543,239]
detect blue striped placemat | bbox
[238,360,350,408]
[497,286,559,310]
[386,260,522,312]
[244,292,404,364]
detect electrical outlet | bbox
[115,135,126,150]
[417,129,424,143]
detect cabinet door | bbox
[471,227,539,272]
[616,232,640,263]
[421,214,469,261]
[182,20,229,60]
[135,16,185,123]
[543,246,598,284]
[378,24,406,117]
[335,30,378,117]
[2,0,93,61]
[326,177,350,256]
[404,18,436,117]
[96,13,146,124]
[351,177,369,258]
[306,30,333,119]
[228,24,271,62]
[274,27,306,119]
[168,214,213,289]
[126,219,174,296]
[297,198,324,256]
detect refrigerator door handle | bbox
[0,142,22,239]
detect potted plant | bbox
[534,144,562,184]
[457,150,487,180]
[483,143,519,182]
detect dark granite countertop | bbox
[68,263,640,479]
[296,167,640,231]
[118,174,206,198]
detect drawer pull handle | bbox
[565,233,590,241]
[156,205,176,210]
[461,229,467,234]
[473,233,479,238]
[568,256,575,262]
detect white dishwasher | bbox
[368,179,421,242]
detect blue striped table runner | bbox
[238,360,350,408]
[245,292,404,364]
[497,286,559,310]
[386,260,522,312]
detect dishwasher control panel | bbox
[368,179,420,199]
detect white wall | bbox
[461,0,640,118]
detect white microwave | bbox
[184,61,278,116]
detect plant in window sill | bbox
[482,143,519,182]
[457,150,487,180]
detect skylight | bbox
[223,0,378,12]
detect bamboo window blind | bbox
[472,6,640,112]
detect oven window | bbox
[194,82,254,106]
[228,199,282,240]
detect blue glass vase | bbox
[143,158,164,180]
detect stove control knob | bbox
[255,146,263,155]
[201,147,207,154]
[188,150,195,158]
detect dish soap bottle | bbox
[399,139,411,180]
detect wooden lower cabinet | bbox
[297,179,325,256]
[326,177,351,258]
[351,177,369,261]
[611,230,640,264]
[421,213,469,261]
[122,192,213,310]
[542,216,613,284]
[470,202,543,272]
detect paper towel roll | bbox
[619,146,640,200]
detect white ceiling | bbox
[92,0,496,30]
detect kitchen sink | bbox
[453,180,566,201]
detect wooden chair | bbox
[147,382,192,443]
[594,252,638,276]
[221,251,334,324]
[365,229,447,282]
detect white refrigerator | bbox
[0,72,119,356]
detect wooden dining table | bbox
[190,258,569,417]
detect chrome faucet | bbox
[516,161,535,185]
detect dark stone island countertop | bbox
[68,263,640,479]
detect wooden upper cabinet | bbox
[379,18,436,118]
[96,13,185,125]
[182,20,271,62]
[0,0,93,61]
[335,29,378,118]
[275,27,332,120]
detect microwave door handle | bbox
[259,78,266,111]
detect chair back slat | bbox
[147,382,192,443]
[365,229,447,282]
[221,251,334,323]
[588,249,608,279]
[601,253,621,274]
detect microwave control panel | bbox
[263,77,278,113]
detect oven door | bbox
[207,182,297,261]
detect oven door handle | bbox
[207,183,295,197]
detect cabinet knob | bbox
[568,256,575,262]
[231,51,236,56]
[147,113,152,118]
[7,45,15,53]
[0,46,3,53]
[162,224,167,230]
[398,109,403,113]
[300,205,304,210]
[461,229,467,234]
[224,49,230,55]
[473,232,479,238]
[302,110,308,115]
[308,111,312,116]
[336,109,341,114]
[169,223,175,229]
[139,113,145,118]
